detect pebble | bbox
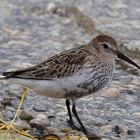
[112,125,124,135]
[0,59,10,66]
[19,110,34,121]
[61,127,72,133]
[14,121,31,130]
[56,112,67,116]
[6,106,15,112]
[132,112,140,118]
[1,97,12,106]
[46,127,56,133]
[29,116,50,129]
[125,95,136,102]
[100,125,113,133]
[36,113,47,120]
[33,102,48,112]
[47,2,56,12]
[47,115,56,119]
[101,88,120,97]
[127,129,136,135]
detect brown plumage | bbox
[3,45,89,79]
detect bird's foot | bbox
[67,120,101,139]
[67,119,81,131]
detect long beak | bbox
[117,51,140,70]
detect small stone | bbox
[61,127,72,133]
[14,121,31,130]
[125,95,135,102]
[30,117,50,129]
[19,110,34,121]
[101,88,120,97]
[100,125,113,133]
[6,106,15,111]
[36,113,47,120]
[0,59,10,66]
[47,115,56,119]
[56,112,67,116]
[112,125,123,135]
[46,127,55,133]
[1,97,12,106]
[47,2,56,12]
[133,112,140,118]
[94,117,107,126]
[127,129,135,135]
[122,90,133,95]
[33,103,47,112]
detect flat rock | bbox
[133,112,140,118]
[14,121,31,130]
[100,125,113,133]
[101,88,120,97]
[30,115,50,129]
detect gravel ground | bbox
[0,0,140,140]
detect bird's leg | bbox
[7,87,27,130]
[72,100,87,135]
[65,99,80,130]
[65,99,74,127]
[72,101,101,139]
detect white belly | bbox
[9,69,93,99]
[9,78,67,98]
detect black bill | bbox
[117,51,140,70]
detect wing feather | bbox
[3,45,90,80]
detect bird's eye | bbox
[102,43,109,49]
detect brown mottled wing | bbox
[3,46,89,80]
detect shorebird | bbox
[0,35,140,136]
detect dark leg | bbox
[72,100,87,134]
[72,100,101,139]
[65,99,74,126]
[65,99,81,130]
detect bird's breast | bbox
[77,62,115,94]
[62,63,115,99]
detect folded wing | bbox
[3,46,89,80]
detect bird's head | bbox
[89,35,140,69]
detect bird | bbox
[0,35,140,136]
